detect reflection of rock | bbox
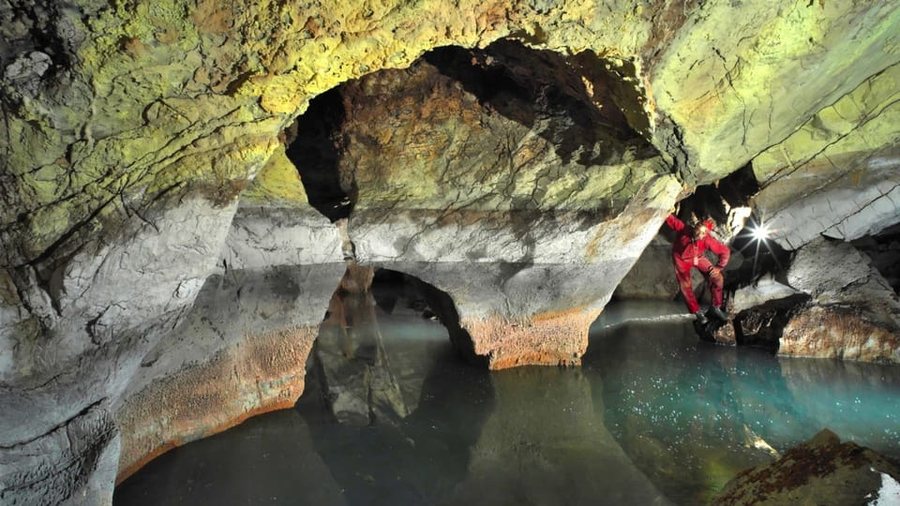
[713,429,900,506]
[115,264,345,482]
[304,341,496,506]
[314,266,410,426]
[115,410,348,506]
[450,367,670,505]
[777,357,900,456]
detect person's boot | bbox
[694,310,708,325]
[709,306,728,322]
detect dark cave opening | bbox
[284,86,355,222]
[676,163,760,228]
[853,222,900,294]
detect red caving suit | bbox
[665,214,731,314]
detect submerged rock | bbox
[713,429,900,506]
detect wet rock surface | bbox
[713,429,900,506]
[779,239,900,362]
[115,263,345,482]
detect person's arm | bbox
[707,236,731,268]
[665,214,685,232]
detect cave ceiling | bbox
[2,0,898,269]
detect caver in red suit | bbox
[665,214,730,315]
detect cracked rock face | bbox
[114,168,346,480]
[751,63,900,251]
[778,239,900,362]
[0,402,120,505]
[724,238,900,362]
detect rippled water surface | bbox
[115,300,900,505]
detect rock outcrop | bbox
[778,239,900,362]
[751,62,900,251]
[713,429,900,506]
[112,150,346,481]
[719,239,900,362]
[299,42,681,368]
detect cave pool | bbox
[115,300,900,505]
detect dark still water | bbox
[115,301,900,505]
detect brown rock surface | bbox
[713,429,900,506]
[463,308,599,369]
[116,325,317,482]
[780,306,900,363]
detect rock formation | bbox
[1,0,898,504]
[713,429,900,506]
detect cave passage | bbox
[284,86,354,222]
[114,300,900,505]
[853,222,900,294]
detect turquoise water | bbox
[588,302,900,503]
[115,301,900,505]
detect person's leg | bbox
[674,261,700,314]
[709,269,724,308]
[697,257,727,320]
[695,257,724,307]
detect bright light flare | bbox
[751,222,770,242]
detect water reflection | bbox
[303,336,495,505]
[449,367,668,505]
[587,302,900,504]
[115,300,900,505]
